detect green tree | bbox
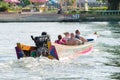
[20,0,30,6]
[66,0,74,6]
[108,0,120,10]
[0,1,9,12]
[97,0,120,10]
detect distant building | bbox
[48,0,107,9]
[77,0,107,7]
[81,0,97,2]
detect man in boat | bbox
[31,32,50,57]
[75,30,88,43]
[67,33,82,45]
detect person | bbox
[55,35,65,44]
[31,32,48,48]
[57,8,62,14]
[86,32,98,41]
[75,30,88,43]
[31,32,50,57]
[93,32,99,37]
[41,31,47,35]
[62,32,70,44]
[67,33,82,45]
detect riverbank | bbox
[0,12,120,22]
[80,15,120,21]
[0,12,65,22]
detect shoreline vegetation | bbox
[0,1,120,22]
[0,11,120,22]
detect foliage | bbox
[64,10,80,14]
[66,0,75,5]
[96,0,106,3]
[71,0,74,4]
[0,1,9,12]
[108,0,120,10]
[8,5,22,12]
[89,7,108,10]
[21,0,30,6]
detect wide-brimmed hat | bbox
[63,32,69,35]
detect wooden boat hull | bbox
[52,42,93,60]
[15,42,93,60]
[15,43,59,60]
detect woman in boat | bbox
[55,35,65,44]
[75,30,88,43]
[62,32,70,44]
[67,33,82,45]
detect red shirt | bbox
[55,40,65,44]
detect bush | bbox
[64,10,80,14]
[89,7,108,10]
[8,6,22,12]
[0,1,9,12]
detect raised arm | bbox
[31,35,34,40]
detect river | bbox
[0,22,120,80]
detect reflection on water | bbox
[107,22,120,39]
[101,39,120,80]
[110,72,120,80]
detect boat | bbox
[15,42,59,60]
[15,33,95,60]
[15,42,93,60]
[52,42,93,60]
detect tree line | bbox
[0,0,120,10]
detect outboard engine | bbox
[31,34,51,57]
